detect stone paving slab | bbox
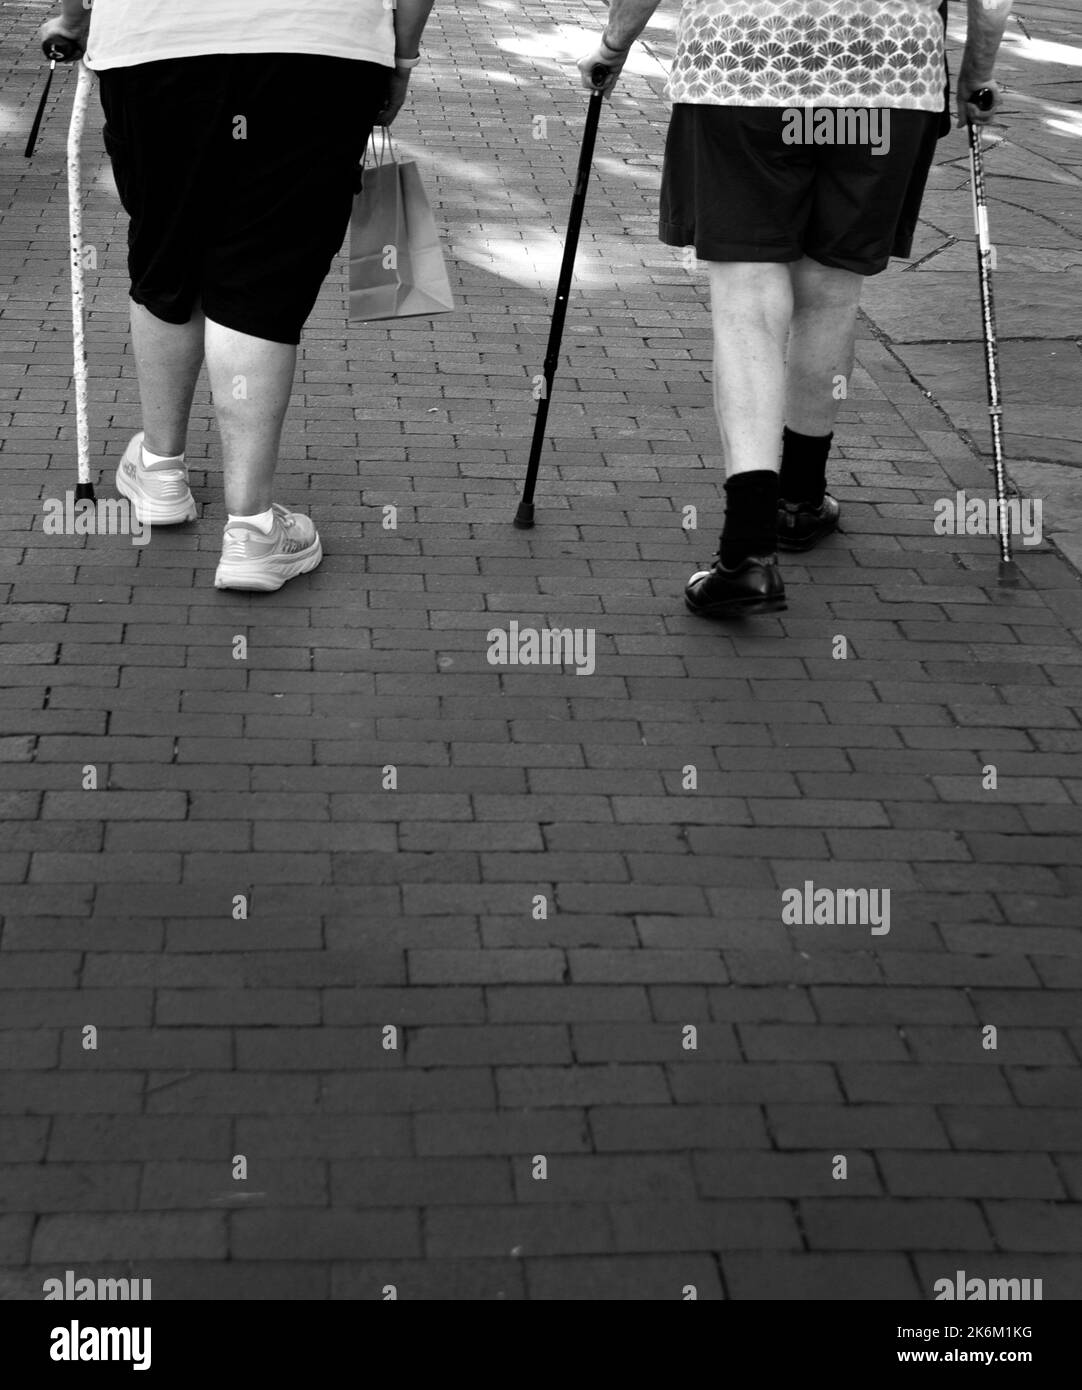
[0,0,1080,1300]
[862,272,1079,340]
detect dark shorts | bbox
[98,54,392,345]
[659,104,944,276]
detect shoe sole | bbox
[214,539,323,592]
[776,525,838,553]
[115,466,197,525]
[685,593,788,618]
[776,502,841,552]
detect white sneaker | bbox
[213,504,322,592]
[114,431,197,525]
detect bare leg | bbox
[129,299,204,456]
[706,261,793,477]
[785,257,863,436]
[203,315,296,516]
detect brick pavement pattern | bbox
[1,0,1080,1299]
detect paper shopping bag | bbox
[348,132,454,322]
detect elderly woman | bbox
[39,0,434,591]
[580,0,1013,618]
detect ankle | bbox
[779,426,831,505]
[719,468,778,566]
[141,439,186,464]
[227,508,275,534]
[226,499,273,518]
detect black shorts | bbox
[659,104,944,276]
[98,54,392,345]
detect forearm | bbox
[963,0,1013,73]
[59,0,88,26]
[602,0,663,51]
[392,0,435,59]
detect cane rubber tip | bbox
[997,559,1021,588]
[513,503,535,530]
[73,482,95,503]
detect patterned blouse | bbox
[665,0,947,110]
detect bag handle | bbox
[364,125,397,169]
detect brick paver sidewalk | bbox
[1,0,1080,1299]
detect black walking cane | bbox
[968,86,1018,586]
[514,66,610,528]
[24,36,81,158]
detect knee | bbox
[790,259,863,314]
[708,262,793,336]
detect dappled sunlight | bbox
[1007,91,1082,145]
[386,137,555,219]
[0,95,23,138]
[388,140,502,186]
[453,226,650,292]
[464,68,522,84]
[1000,33,1082,69]
[1045,110,1082,140]
[453,228,579,290]
[496,21,670,83]
[592,153,662,184]
[945,12,1082,78]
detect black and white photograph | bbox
[1,0,1079,1353]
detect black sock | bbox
[719,469,778,567]
[778,426,832,507]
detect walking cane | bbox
[67,55,96,503]
[24,38,75,158]
[26,37,95,501]
[967,86,1016,584]
[514,66,609,529]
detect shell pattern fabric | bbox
[666,0,946,110]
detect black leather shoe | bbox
[777,493,841,551]
[684,553,787,618]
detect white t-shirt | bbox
[666,0,947,109]
[84,0,395,71]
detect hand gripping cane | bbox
[24,38,77,158]
[514,66,610,528]
[967,87,1017,584]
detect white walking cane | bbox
[68,58,95,501]
[967,86,1017,586]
